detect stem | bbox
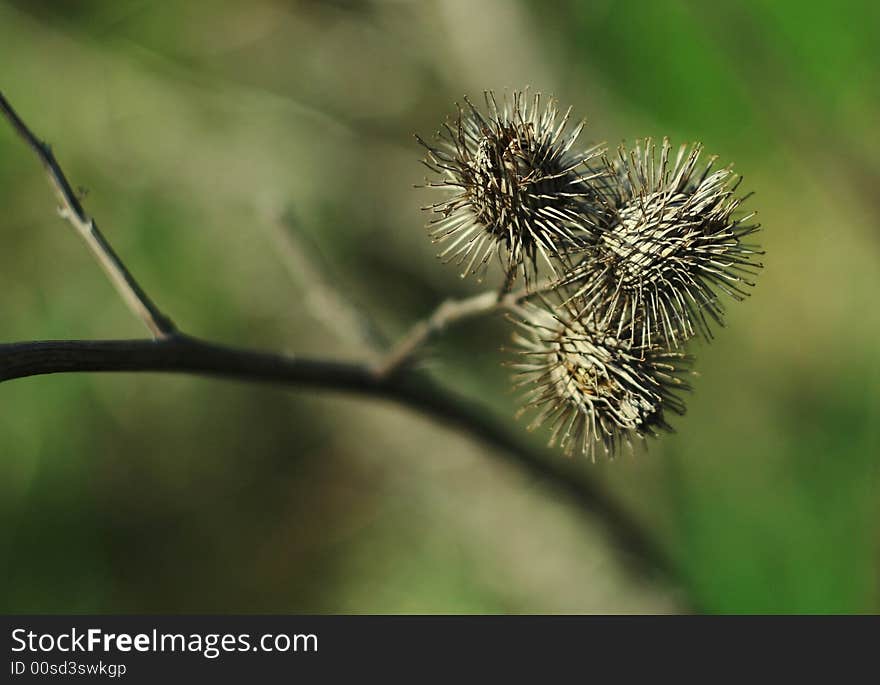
[0,336,680,590]
[371,281,554,379]
[0,90,176,339]
[372,291,498,379]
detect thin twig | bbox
[268,209,387,355]
[371,281,554,379]
[0,90,176,339]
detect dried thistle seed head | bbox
[417,90,608,282]
[562,137,763,347]
[510,301,690,460]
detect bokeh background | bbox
[1,0,878,614]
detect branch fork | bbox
[0,87,683,594]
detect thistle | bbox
[561,138,762,347]
[414,94,763,459]
[417,90,608,283]
[510,301,691,460]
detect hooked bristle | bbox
[418,89,610,284]
[509,300,691,460]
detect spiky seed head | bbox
[561,137,763,347]
[510,301,691,460]
[417,89,609,283]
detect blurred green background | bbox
[1,0,878,614]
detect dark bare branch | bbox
[0,335,680,595]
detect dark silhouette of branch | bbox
[0,336,677,586]
[0,88,686,603]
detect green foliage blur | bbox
[0,0,877,613]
